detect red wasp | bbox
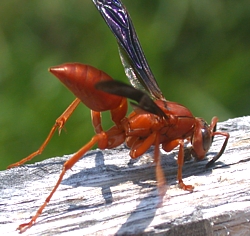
[8,0,229,233]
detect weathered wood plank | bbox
[1,116,250,235]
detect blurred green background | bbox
[0,0,250,170]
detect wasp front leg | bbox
[176,140,194,191]
[162,139,194,191]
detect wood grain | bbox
[1,116,250,235]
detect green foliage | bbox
[0,0,249,170]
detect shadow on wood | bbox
[1,116,250,235]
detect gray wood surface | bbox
[1,116,250,235]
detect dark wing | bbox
[95,80,168,120]
[92,0,164,100]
